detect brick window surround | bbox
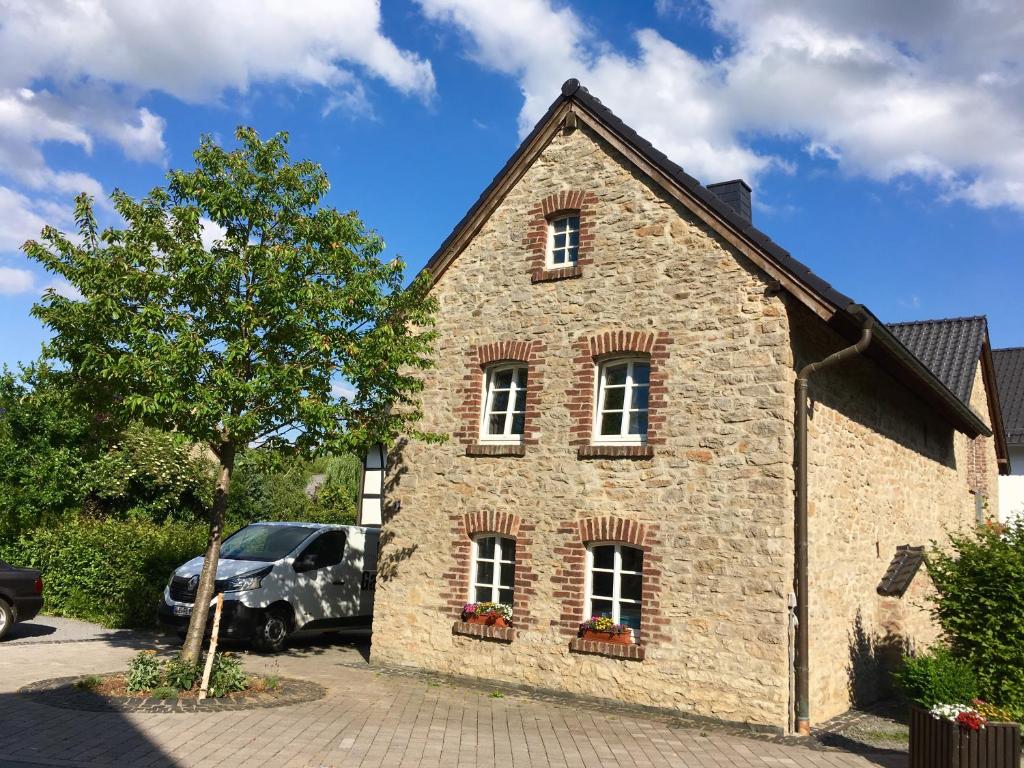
[552,515,666,658]
[525,190,598,283]
[441,510,538,635]
[455,340,545,456]
[567,330,672,459]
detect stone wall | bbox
[788,307,996,722]
[371,123,797,730]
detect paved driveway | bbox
[0,622,905,768]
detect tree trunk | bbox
[180,443,235,663]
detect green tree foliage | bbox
[0,517,209,627]
[227,450,359,527]
[926,521,1024,715]
[24,126,437,660]
[0,363,95,539]
[0,365,214,539]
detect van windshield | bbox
[220,525,316,562]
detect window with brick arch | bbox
[586,543,642,637]
[547,213,580,267]
[480,364,527,443]
[470,535,515,606]
[594,358,650,444]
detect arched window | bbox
[594,358,650,444]
[480,364,528,443]
[585,543,643,634]
[470,535,516,605]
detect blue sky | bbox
[1,0,1022,371]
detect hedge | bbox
[1,517,209,628]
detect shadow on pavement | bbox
[3,621,57,641]
[0,688,179,768]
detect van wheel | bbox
[254,607,291,652]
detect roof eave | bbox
[844,305,993,438]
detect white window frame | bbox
[469,534,516,605]
[584,542,642,632]
[546,213,580,268]
[593,357,650,445]
[479,363,528,444]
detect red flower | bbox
[955,710,987,731]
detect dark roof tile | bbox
[993,347,1024,446]
[887,317,988,405]
[877,545,925,598]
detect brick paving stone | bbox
[0,631,908,768]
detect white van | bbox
[158,522,379,651]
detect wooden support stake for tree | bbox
[197,593,223,701]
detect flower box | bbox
[910,706,1020,768]
[579,628,633,645]
[463,614,509,628]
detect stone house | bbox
[367,80,1008,734]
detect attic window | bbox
[876,545,925,597]
[547,214,580,267]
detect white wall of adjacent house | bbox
[999,446,1024,523]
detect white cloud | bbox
[43,279,84,301]
[0,185,73,252]
[0,266,35,295]
[0,1,435,104]
[199,217,228,251]
[419,0,1024,209]
[331,380,357,401]
[0,0,437,242]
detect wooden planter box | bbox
[463,614,509,628]
[579,629,633,645]
[910,706,1021,768]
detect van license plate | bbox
[173,605,192,617]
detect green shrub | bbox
[151,686,178,701]
[163,655,201,691]
[927,522,1024,715]
[894,645,979,708]
[206,652,249,698]
[0,517,208,627]
[125,651,163,693]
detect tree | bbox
[25,127,438,661]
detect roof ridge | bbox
[994,346,1024,352]
[888,315,988,327]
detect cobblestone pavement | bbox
[0,626,906,768]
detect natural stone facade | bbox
[370,118,1000,732]
[788,308,1000,722]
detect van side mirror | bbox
[293,554,318,573]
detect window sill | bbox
[531,265,582,283]
[452,621,515,643]
[569,637,645,661]
[466,443,526,458]
[577,444,654,460]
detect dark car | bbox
[0,559,43,640]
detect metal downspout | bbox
[794,320,873,735]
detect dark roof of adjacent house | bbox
[993,347,1024,446]
[420,78,993,439]
[887,317,988,406]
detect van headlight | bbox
[221,566,272,593]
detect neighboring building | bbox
[994,347,1024,522]
[888,317,1010,523]
[369,80,1007,734]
